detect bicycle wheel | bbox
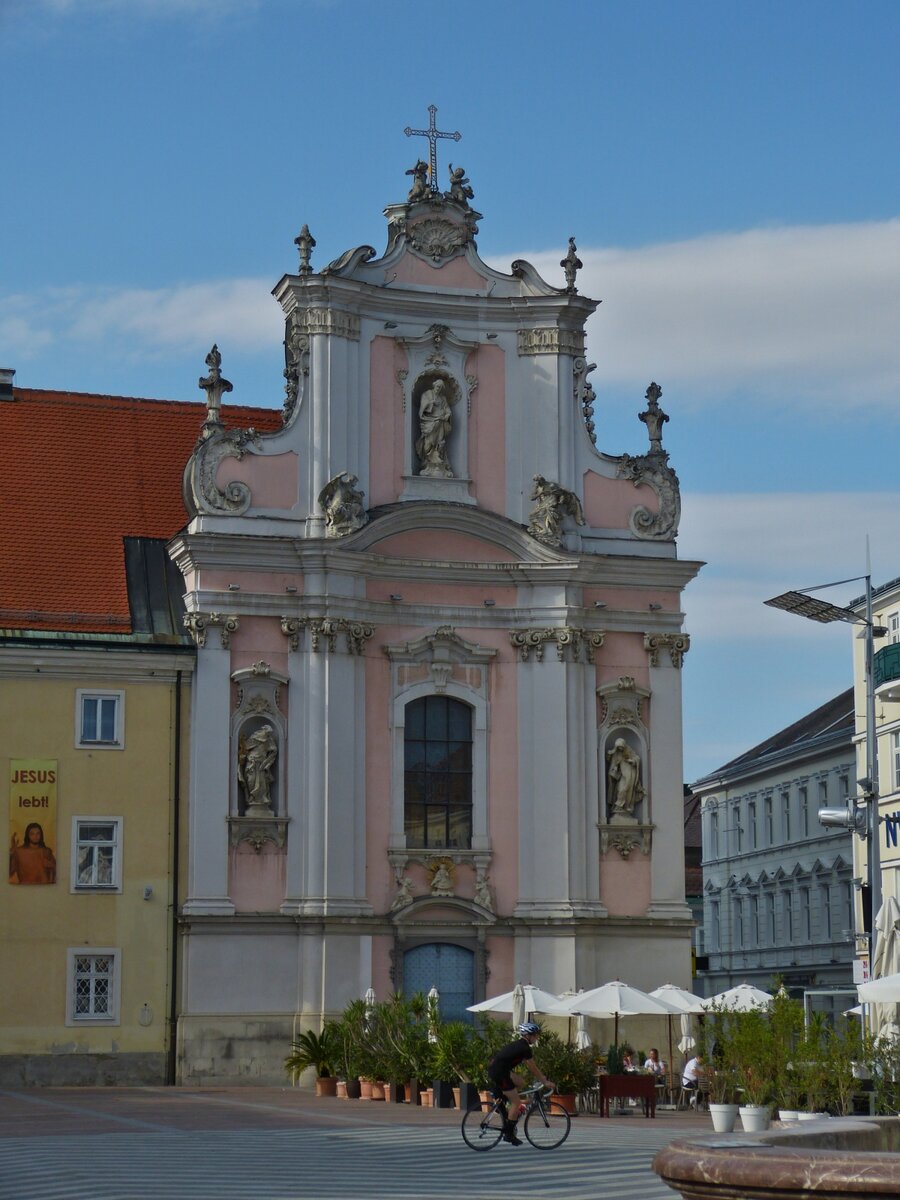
[461,1101,505,1151]
[523,1099,571,1149]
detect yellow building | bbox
[0,382,277,1084]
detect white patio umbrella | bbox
[467,984,567,1018]
[649,984,705,1071]
[702,983,773,1012]
[867,896,900,1040]
[364,986,376,1030]
[557,980,678,1048]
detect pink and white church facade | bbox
[170,152,701,1082]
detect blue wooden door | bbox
[403,943,474,1023]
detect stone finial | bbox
[560,237,582,292]
[640,381,668,454]
[198,344,233,432]
[294,224,316,275]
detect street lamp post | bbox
[764,574,885,969]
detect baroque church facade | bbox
[172,150,701,1081]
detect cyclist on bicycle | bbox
[486,1021,556,1146]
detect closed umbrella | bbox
[574,1012,591,1050]
[427,985,440,1043]
[511,982,526,1031]
[364,986,376,1031]
[702,983,773,1012]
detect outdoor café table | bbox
[598,1073,657,1117]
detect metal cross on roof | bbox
[403,104,461,194]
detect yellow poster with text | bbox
[9,759,57,884]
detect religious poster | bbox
[9,759,57,884]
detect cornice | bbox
[0,645,195,680]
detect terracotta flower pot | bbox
[371,1081,386,1101]
[359,1080,374,1100]
[554,1093,577,1115]
[420,1088,434,1107]
[452,1087,461,1109]
[335,1080,347,1099]
[315,1076,338,1097]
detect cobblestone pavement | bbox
[0,1087,713,1199]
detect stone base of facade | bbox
[177,1015,295,1085]
[0,1051,167,1087]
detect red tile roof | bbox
[1,388,281,634]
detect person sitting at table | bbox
[621,1049,637,1072]
[682,1053,705,1104]
[644,1047,666,1079]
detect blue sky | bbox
[3,0,900,779]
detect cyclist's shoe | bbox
[501,1120,522,1146]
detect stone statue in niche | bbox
[527,475,586,546]
[318,471,368,537]
[606,737,644,820]
[416,378,454,477]
[447,164,474,207]
[429,859,455,896]
[238,725,278,815]
[406,159,430,202]
[474,872,493,911]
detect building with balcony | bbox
[692,690,856,1010]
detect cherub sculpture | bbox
[406,159,430,202]
[447,164,474,207]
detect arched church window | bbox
[404,696,472,848]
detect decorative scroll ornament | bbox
[644,632,691,668]
[184,612,239,649]
[517,328,585,357]
[574,357,598,446]
[182,345,261,516]
[527,475,586,546]
[598,825,652,859]
[293,307,360,340]
[280,615,375,655]
[616,382,681,540]
[509,627,604,663]
[283,309,310,424]
[318,471,368,537]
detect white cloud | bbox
[2,281,282,360]
[679,491,900,640]
[492,218,900,409]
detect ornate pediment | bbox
[384,626,495,692]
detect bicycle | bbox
[461,1082,571,1151]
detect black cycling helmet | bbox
[517,1021,541,1036]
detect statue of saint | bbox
[527,475,585,546]
[391,876,414,911]
[606,738,643,818]
[318,471,368,537]
[430,860,454,896]
[238,725,278,814]
[474,873,493,911]
[416,379,454,477]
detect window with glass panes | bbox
[893,730,900,791]
[73,954,114,1017]
[79,693,120,744]
[73,819,120,889]
[404,696,472,848]
[782,791,791,842]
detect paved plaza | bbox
[0,1086,719,1199]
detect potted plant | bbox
[333,1000,367,1098]
[532,1031,596,1114]
[431,1020,472,1108]
[465,1018,512,1103]
[769,990,804,1122]
[699,1006,739,1131]
[795,1013,829,1118]
[284,1025,339,1096]
[730,1009,775,1131]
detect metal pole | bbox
[864,571,882,970]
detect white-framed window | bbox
[70,818,122,892]
[892,730,900,792]
[710,899,720,950]
[765,892,776,944]
[709,808,719,859]
[782,791,792,842]
[889,611,900,645]
[799,786,809,837]
[747,800,757,849]
[76,689,124,749]
[783,891,794,942]
[764,795,774,845]
[817,778,828,808]
[750,893,759,944]
[66,948,120,1025]
[799,886,811,941]
[820,884,832,940]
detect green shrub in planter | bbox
[284,1025,338,1082]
